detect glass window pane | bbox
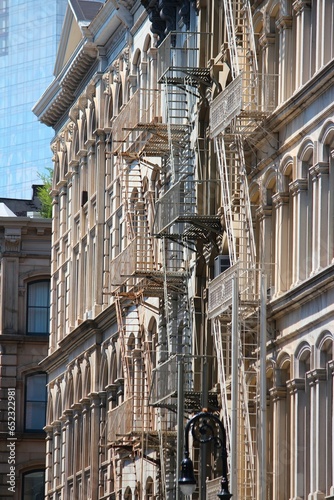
[22,470,45,500]
[25,373,47,431]
[25,402,46,430]
[27,281,50,335]
[26,373,46,400]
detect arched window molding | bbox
[315,331,333,368]
[295,139,314,279]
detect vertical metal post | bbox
[200,359,208,499]
[230,273,239,496]
[259,272,267,500]
[177,357,184,500]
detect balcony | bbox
[210,73,278,138]
[149,355,219,412]
[108,397,145,443]
[154,180,221,237]
[206,477,223,499]
[109,236,185,296]
[109,235,156,282]
[158,31,211,87]
[112,88,187,158]
[208,263,261,319]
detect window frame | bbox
[21,469,45,500]
[26,279,50,336]
[24,372,47,432]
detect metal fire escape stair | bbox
[122,162,156,277]
[115,294,134,399]
[209,2,264,498]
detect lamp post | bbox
[178,409,232,499]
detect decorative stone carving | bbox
[4,228,21,252]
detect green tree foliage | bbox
[37,168,53,218]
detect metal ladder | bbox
[119,161,156,274]
[211,2,261,498]
[215,134,256,267]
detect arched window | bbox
[22,469,45,500]
[145,477,154,499]
[124,486,132,499]
[27,280,50,335]
[24,373,47,432]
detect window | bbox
[22,470,45,500]
[25,373,47,431]
[0,0,8,56]
[27,280,50,335]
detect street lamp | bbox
[178,409,232,499]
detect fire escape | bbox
[109,28,224,497]
[108,32,217,494]
[147,29,228,498]
[208,1,276,498]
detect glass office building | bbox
[0,0,67,198]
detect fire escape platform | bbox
[149,390,219,413]
[161,214,222,238]
[149,355,219,413]
[114,120,190,158]
[157,31,212,87]
[158,68,211,87]
[131,271,187,297]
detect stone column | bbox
[287,378,306,500]
[90,393,101,500]
[314,163,329,269]
[148,46,158,92]
[63,409,73,500]
[53,421,62,491]
[94,131,106,316]
[256,204,274,295]
[290,179,308,284]
[44,425,54,497]
[293,1,312,87]
[259,33,276,110]
[270,385,289,499]
[276,16,293,102]
[307,369,327,499]
[309,165,318,275]
[315,0,325,71]
[72,404,82,499]
[272,192,290,295]
[86,142,95,318]
[81,397,91,499]
[329,360,334,496]
[259,32,276,80]
[106,384,117,495]
[99,392,106,463]
[132,347,142,431]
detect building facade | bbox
[0,193,52,500]
[0,0,66,198]
[34,0,334,499]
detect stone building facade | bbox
[0,193,51,499]
[34,0,334,499]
